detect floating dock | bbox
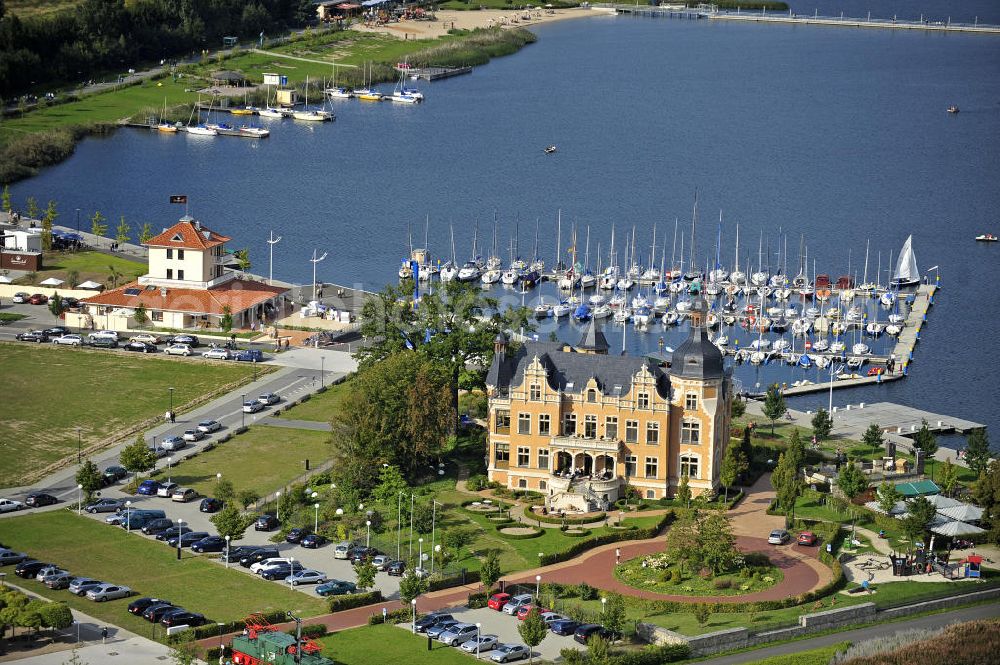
[399,66,472,81]
[118,121,267,138]
[825,402,983,451]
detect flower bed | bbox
[497,525,544,539]
[614,554,783,596]
[528,508,606,525]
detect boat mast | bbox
[689,191,699,275]
[862,238,870,286]
[670,218,678,276]
[449,223,456,265]
[584,226,590,271]
[554,210,561,270]
[649,223,657,274]
[733,222,740,274]
[492,212,498,262]
[532,217,540,265]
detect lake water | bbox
[11,13,1000,444]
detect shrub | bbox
[368,608,412,625]
[165,610,288,643]
[577,582,599,601]
[531,509,606,525]
[327,590,382,613]
[288,624,327,639]
[661,569,673,582]
[467,592,488,608]
[713,578,732,589]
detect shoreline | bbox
[352,7,614,40]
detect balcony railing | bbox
[495,426,510,436]
[550,435,621,453]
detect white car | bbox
[160,437,186,452]
[257,393,280,405]
[52,334,83,346]
[333,542,354,560]
[541,612,568,625]
[164,344,192,356]
[250,557,294,574]
[156,481,179,497]
[171,488,198,503]
[242,401,264,413]
[202,348,231,360]
[0,498,25,513]
[439,623,479,646]
[36,566,67,582]
[501,594,533,615]
[196,420,221,433]
[182,429,205,442]
[11,292,28,303]
[86,583,131,602]
[91,330,119,340]
[129,333,161,344]
[285,569,326,586]
[461,634,499,653]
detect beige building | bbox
[485,297,732,511]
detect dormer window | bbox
[637,392,650,409]
[171,233,183,242]
[587,389,597,403]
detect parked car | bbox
[541,612,568,626]
[490,644,530,663]
[574,624,613,645]
[128,597,171,616]
[242,400,264,413]
[371,555,391,570]
[137,480,161,496]
[15,330,49,343]
[156,526,193,542]
[426,619,461,639]
[260,562,305,581]
[156,481,180,497]
[90,330,119,341]
[285,527,311,544]
[516,605,549,621]
[105,512,126,526]
[167,334,200,348]
[258,393,280,405]
[161,609,206,628]
[250,557,295,574]
[191,536,228,553]
[45,572,75,589]
[0,550,28,566]
[386,560,406,576]
[239,548,280,568]
[461,634,499,653]
[300,534,327,549]
[28,293,48,305]
[24,493,59,507]
[88,336,118,348]
[254,514,279,531]
[202,348,230,360]
[487,593,511,611]
[102,466,128,486]
[0,498,25,513]
[501,594,533,616]
[123,341,158,353]
[197,420,221,433]
[768,529,790,545]
[52,334,84,346]
[171,488,198,503]
[222,546,260,564]
[43,326,70,337]
[159,437,186,452]
[68,578,104,596]
[86,498,124,513]
[129,333,162,344]
[333,541,355,559]
[87,583,132,602]
[147,446,169,459]
[15,560,49,578]
[181,429,205,442]
[199,497,223,513]
[797,531,818,546]
[167,531,210,548]
[235,349,263,362]
[315,580,356,597]
[439,623,479,646]
[11,292,29,303]
[348,546,379,563]
[549,619,581,636]
[285,569,326,586]
[414,613,453,634]
[164,344,192,356]
[142,603,180,622]
[141,518,176,536]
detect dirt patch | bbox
[499,526,539,536]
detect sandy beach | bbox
[353,6,614,40]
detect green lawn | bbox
[0,342,257,488]
[0,511,328,640]
[793,491,854,523]
[750,642,851,665]
[164,425,332,498]
[6,0,81,18]
[19,250,147,287]
[316,624,478,665]
[278,380,351,422]
[615,557,783,597]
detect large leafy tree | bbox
[719,446,747,502]
[761,384,786,434]
[75,459,102,502]
[862,423,885,457]
[697,512,740,575]
[965,429,991,478]
[398,569,427,604]
[119,435,156,480]
[211,505,251,542]
[837,461,869,501]
[676,473,691,508]
[517,608,547,664]
[900,496,936,552]
[665,510,700,575]
[939,459,960,498]
[479,549,501,592]
[770,452,802,518]
[912,420,939,476]
[972,460,1000,546]
[876,481,902,515]
[602,593,626,642]
[811,408,832,441]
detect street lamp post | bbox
[310,249,328,301]
[225,535,230,569]
[241,393,246,428]
[77,484,83,514]
[601,597,607,623]
[430,499,442,574]
[267,230,282,286]
[411,599,417,633]
[168,387,174,417]
[176,519,184,560]
[397,491,404,560]
[434,545,441,574]
[76,427,82,465]
[125,501,132,534]
[475,622,482,659]
[276,491,282,521]
[315,503,321,532]
[75,208,81,233]
[535,575,541,601]
[366,520,372,548]
[418,537,424,573]
[166,457,172,484]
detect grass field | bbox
[6,0,81,18]
[0,342,257,488]
[278,380,351,422]
[750,641,851,665]
[316,624,477,665]
[164,425,333,498]
[17,250,147,287]
[0,511,329,639]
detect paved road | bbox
[695,602,1000,665]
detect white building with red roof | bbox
[76,216,288,332]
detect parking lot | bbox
[421,606,581,661]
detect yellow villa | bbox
[485,296,732,512]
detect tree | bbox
[90,211,108,244]
[107,265,122,288]
[718,446,747,503]
[602,593,626,642]
[354,560,377,591]
[913,420,939,477]
[665,509,699,575]
[676,473,691,508]
[411,501,434,534]
[697,512,740,575]
[41,200,57,250]
[75,460,102,501]
[211,505,250,541]
[220,305,233,333]
[901,496,935,551]
[517,608,547,664]
[786,429,806,472]
[238,489,260,509]
[66,269,80,289]
[138,223,154,245]
[234,248,251,272]
[761,384,786,434]
[876,481,902,515]
[119,436,156,480]
[48,292,62,317]
[26,196,38,221]
[442,526,476,561]
[372,465,408,508]
[39,603,73,630]
[862,422,885,458]
[731,396,746,420]
[1,184,10,214]
[965,429,991,479]
[738,427,754,472]
[811,408,832,442]
[480,549,501,592]
[133,303,147,326]
[398,569,427,604]
[771,452,803,519]
[168,642,199,665]
[115,215,130,245]
[973,460,1000,546]
[837,461,869,501]
[693,603,711,627]
[939,459,960,497]
[215,478,235,504]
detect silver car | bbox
[86,583,131,601]
[159,437,186,452]
[490,644,530,663]
[0,498,25,513]
[164,344,192,356]
[52,334,83,346]
[157,481,179,497]
[196,420,221,433]
[86,498,124,514]
[37,566,68,582]
[461,634,499,653]
[0,550,28,566]
[439,623,479,646]
[68,577,103,595]
[501,594,533,615]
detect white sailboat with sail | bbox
[891,235,920,288]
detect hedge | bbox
[327,590,382,613]
[368,607,413,625]
[529,510,606,525]
[561,528,592,538]
[166,609,288,643]
[467,591,488,608]
[539,512,674,566]
[427,569,481,592]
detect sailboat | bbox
[325,64,354,99]
[354,63,384,101]
[389,66,422,104]
[891,235,920,288]
[293,77,334,121]
[185,97,218,136]
[156,98,178,133]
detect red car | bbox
[797,531,817,546]
[28,293,48,305]
[487,593,510,611]
[516,604,548,621]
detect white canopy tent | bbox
[38,277,64,286]
[77,280,104,290]
[930,520,986,537]
[0,275,12,284]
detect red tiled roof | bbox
[146,218,231,250]
[82,279,287,315]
